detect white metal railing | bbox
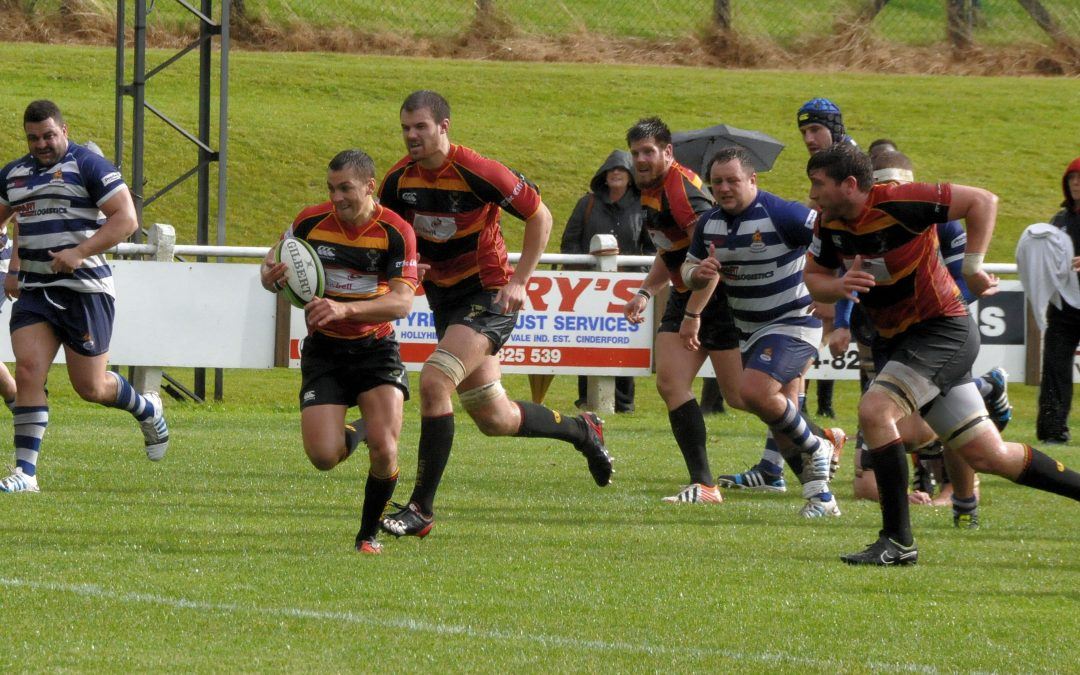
[107,241,1018,274]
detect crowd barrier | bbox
[0,224,1036,413]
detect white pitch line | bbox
[0,577,937,673]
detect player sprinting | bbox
[377,91,613,538]
[682,147,840,517]
[261,149,417,554]
[0,99,168,493]
[804,145,1080,565]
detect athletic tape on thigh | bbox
[459,380,506,411]
[425,348,467,387]
[920,381,989,446]
[874,360,941,415]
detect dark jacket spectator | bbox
[560,150,652,260]
[1038,156,1080,443]
[561,150,651,413]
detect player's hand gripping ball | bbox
[274,237,325,308]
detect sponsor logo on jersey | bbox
[101,171,123,186]
[302,390,316,402]
[316,245,336,259]
[401,191,418,205]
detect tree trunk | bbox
[712,0,731,30]
[946,0,973,50]
[858,0,891,22]
[1017,0,1077,53]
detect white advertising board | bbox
[288,271,653,375]
[0,261,278,368]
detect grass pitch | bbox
[0,368,1076,672]
[0,41,1077,671]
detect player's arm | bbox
[624,253,670,324]
[1,207,18,299]
[805,254,874,303]
[260,236,289,293]
[679,271,719,352]
[48,188,138,274]
[497,201,552,313]
[947,184,999,297]
[307,279,416,328]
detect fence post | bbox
[132,223,176,394]
[712,0,731,30]
[947,0,974,50]
[585,234,618,415]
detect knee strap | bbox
[425,348,467,387]
[459,380,506,412]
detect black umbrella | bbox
[672,123,785,176]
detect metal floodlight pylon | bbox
[115,0,231,401]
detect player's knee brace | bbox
[459,380,507,413]
[425,348,467,387]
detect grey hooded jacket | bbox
[559,150,653,258]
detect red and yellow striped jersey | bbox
[640,161,714,291]
[378,144,542,308]
[288,201,418,340]
[810,182,966,338]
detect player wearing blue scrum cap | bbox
[797,97,855,154]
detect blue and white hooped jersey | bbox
[0,221,11,275]
[0,142,126,296]
[686,190,822,351]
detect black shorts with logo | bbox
[432,289,517,354]
[299,332,410,409]
[658,287,739,352]
[871,313,978,402]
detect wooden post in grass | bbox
[132,224,175,394]
[712,0,731,30]
[947,0,974,50]
[585,234,618,414]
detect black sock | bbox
[869,439,913,546]
[343,417,365,460]
[358,470,398,540]
[817,379,834,412]
[781,444,807,477]
[1015,446,1080,501]
[668,399,713,485]
[515,401,587,446]
[409,414,454,515]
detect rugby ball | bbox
[274,237,325,308]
